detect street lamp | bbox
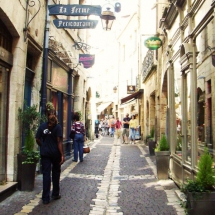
[100,7,116,31]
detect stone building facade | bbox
[142,0,215,185]
[0,0,93,186]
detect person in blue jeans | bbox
[129,115,138,144]
[36,114,65,204]
[71,112,86,162]
[109,116,116,137]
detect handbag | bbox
[83,146,90,153]
[69,130,75,139]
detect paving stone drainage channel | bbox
[14,138,184,215]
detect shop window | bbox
[47,88,52,102]
[197,91,205,143]
[24,68,34,106]
[52,91,58,114]
[206,98,212,148]
[186,72,191,163]
[26,53,34,70]
[110,108,113,115]
[63,94,68,140]
[47,59,52,83]
[0,67,9,179]
[0,19,12,52]
[207,80,211,94]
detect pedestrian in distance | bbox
[122,113,130,144]
[98,119,102,135]
[115,117,122,139]
[36,114,65,205]
[109,115,116,137]
[95,118,100,138]
[129,115,138,144]
[104,118,109,136]
[100,119,105,136]
[71,112,86,163]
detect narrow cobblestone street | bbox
[0,136,185,215]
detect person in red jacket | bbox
[115,117,122,139]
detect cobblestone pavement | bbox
[0,136,185,215]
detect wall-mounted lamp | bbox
[113,86,117,93]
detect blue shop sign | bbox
[48,4,101,16]
[53,19,98,29]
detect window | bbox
[47,59,52,82]
[0,19,12,52]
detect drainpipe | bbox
[191,41,197,174]
[41,0,50,115]
[66,69,73,157]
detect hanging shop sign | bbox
[144,36,162,50]
[127,85,136,94]
[79,54,95,68]
[53,19,98,29]
[48,4,102,16]
[212,52,215,67]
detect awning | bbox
[97,102,112,113]
[121,89,143,105]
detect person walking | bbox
[95,118,100,138]
[109,116,116,137]
[100,119,105,136]
[36,115,65,204]
[104,118,109,136]
[122,113,130,144]
[129,115,138,144]
[115,117,122,139]
[71,112,86,162]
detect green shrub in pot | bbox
[155,134,169,152]
[18,103,42,164]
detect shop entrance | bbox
[0,65,9,183]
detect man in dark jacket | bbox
[122,113,130,143]
[36,115,65,204]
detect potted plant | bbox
[155,134,170,180]
[181,148,215,215]
[17,103,41,191]
[148,127,156,156]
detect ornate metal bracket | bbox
[73,41,92,52]
[207,46,215,52]
[23,0,41,42]
[66,62,81,69]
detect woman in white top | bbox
[129,115,138,144]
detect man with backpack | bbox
[109,116,116,137]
